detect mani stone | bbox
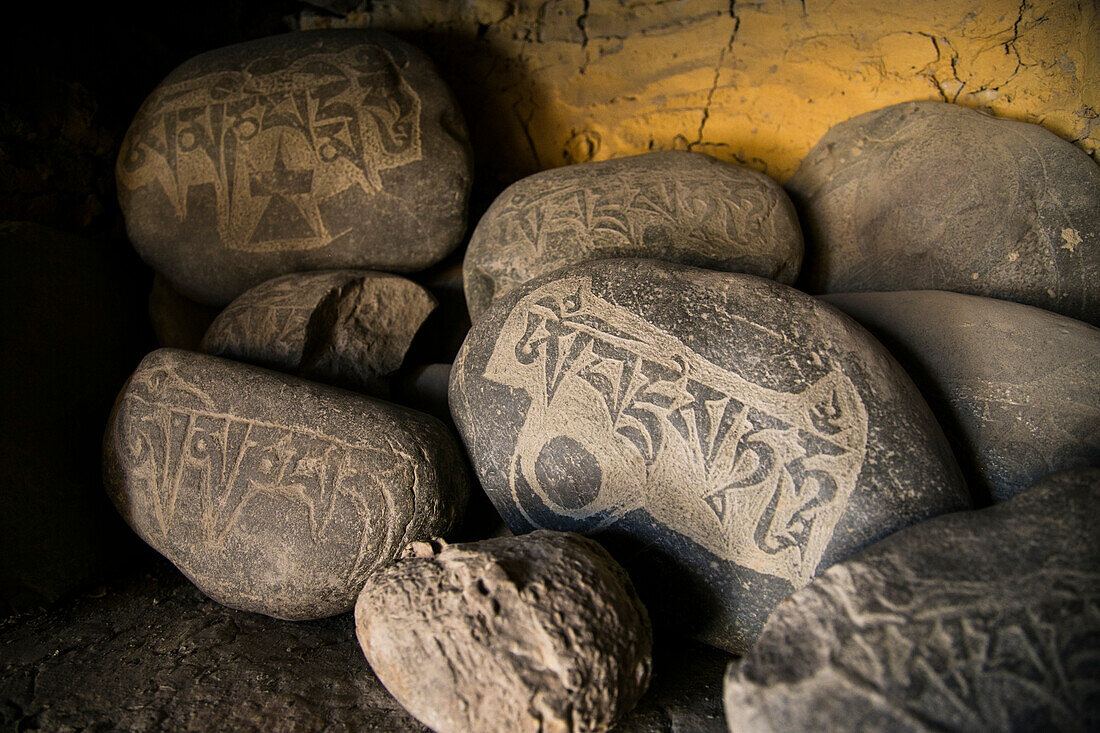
[117,29,473,306]
[354,530,653,733]
[201,269,436,397]
[449,258,969,654]
[462,150,804,321]
[824,290,1100,504]
[102,348,469,620]
[723,467,1100,732]
[787,101,1100,325]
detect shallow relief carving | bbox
[483,277,869,588]
[118,44,423,252]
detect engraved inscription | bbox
[119,45,423,252]
[484,277,869,587]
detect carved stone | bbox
[102,348,469,619]
[149,273,222,351]
[354,530,653,733]
[788,101,1100,325]
[450,258,969,653]
[201,270,436,396]
[117,29,473,306]
[724,466,1100,732]
[824,290,1100,504]
[463,150,804,321]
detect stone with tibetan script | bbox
[102,348,469,619]
[824,290,1100,504]
[201,270,436,397]
[117,29,472,306]
[723,466,1100,732]
[463,151,803,321]
[788,101,1100,325]
[449,258,968,653]
[355,530,653,733]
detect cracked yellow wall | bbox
[301,0,1098,184]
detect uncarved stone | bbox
[788,101,1100,325]
[117,29,473,306]
[201,270,436,396]
[824,290,1100,504]
[463,151,804,321]
[450,258,968,653]
[724,467,1100,732]
[355,531,653,733]
[103,348,469,619]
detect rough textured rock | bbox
[463,151,803,321]
[724,467,1100,732]
[149,273,222,351]
[117,29,472,306]
[789,101,1100,324]
[355,530,653,733]
[0,222,150,616]
[103,348,469,619]
[201,270,436,396]
[824,290,1100,504]
[450,258,968,653]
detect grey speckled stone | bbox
[118,29,472,306]
[463,151,803,321]
[450,258,968,653]
[201,269,436,397]
[355,531,653,733]
[724,467,1100,733]
[103,348,469,620]
[824,290,1100,504]
[788,101,1100,325]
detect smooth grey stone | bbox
[103,348,469,620]
[463,150,803,321]
[449,258,968,653]
[117,29,473,306]
[149,273,221,351]
[724,467,1100,733]
[787,101,1100,325]
[201,269,436,397]
[355,531,653,733]
[824,290,1100,504]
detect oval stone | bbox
[103,348,469,619]
[201,270,437,397]
[824,290,1100,504]
[463,150,803,321]
[449,258,969,653]
[787,101,1100,325]
[355,530,653,733]
[117,29,473,306]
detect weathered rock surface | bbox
[724,467,1100,732]
[355,530,653,733]
[117,29,473,306]
[789,101,1100,324]
[463,151,803,321]
[450,258,969,653]
[149,273,222,351]
[202,270,436,396]
[103,348,469,619]
[825,290,1100,504]
[1,222,150,616]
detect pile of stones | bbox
[12,26,1098,732]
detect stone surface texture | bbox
[202,269,436,396]
[149,273,222,351]
[103,348,469,620]
[463,150,803,321]
[117,29,472,306]
[300,0,1098,184]
[724,467,1100,732]
[355,531,653,733]
[825,290,1100,504]
[450,258,968,653]
[789,101,1100,324]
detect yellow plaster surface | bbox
[302,0,1099,183]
